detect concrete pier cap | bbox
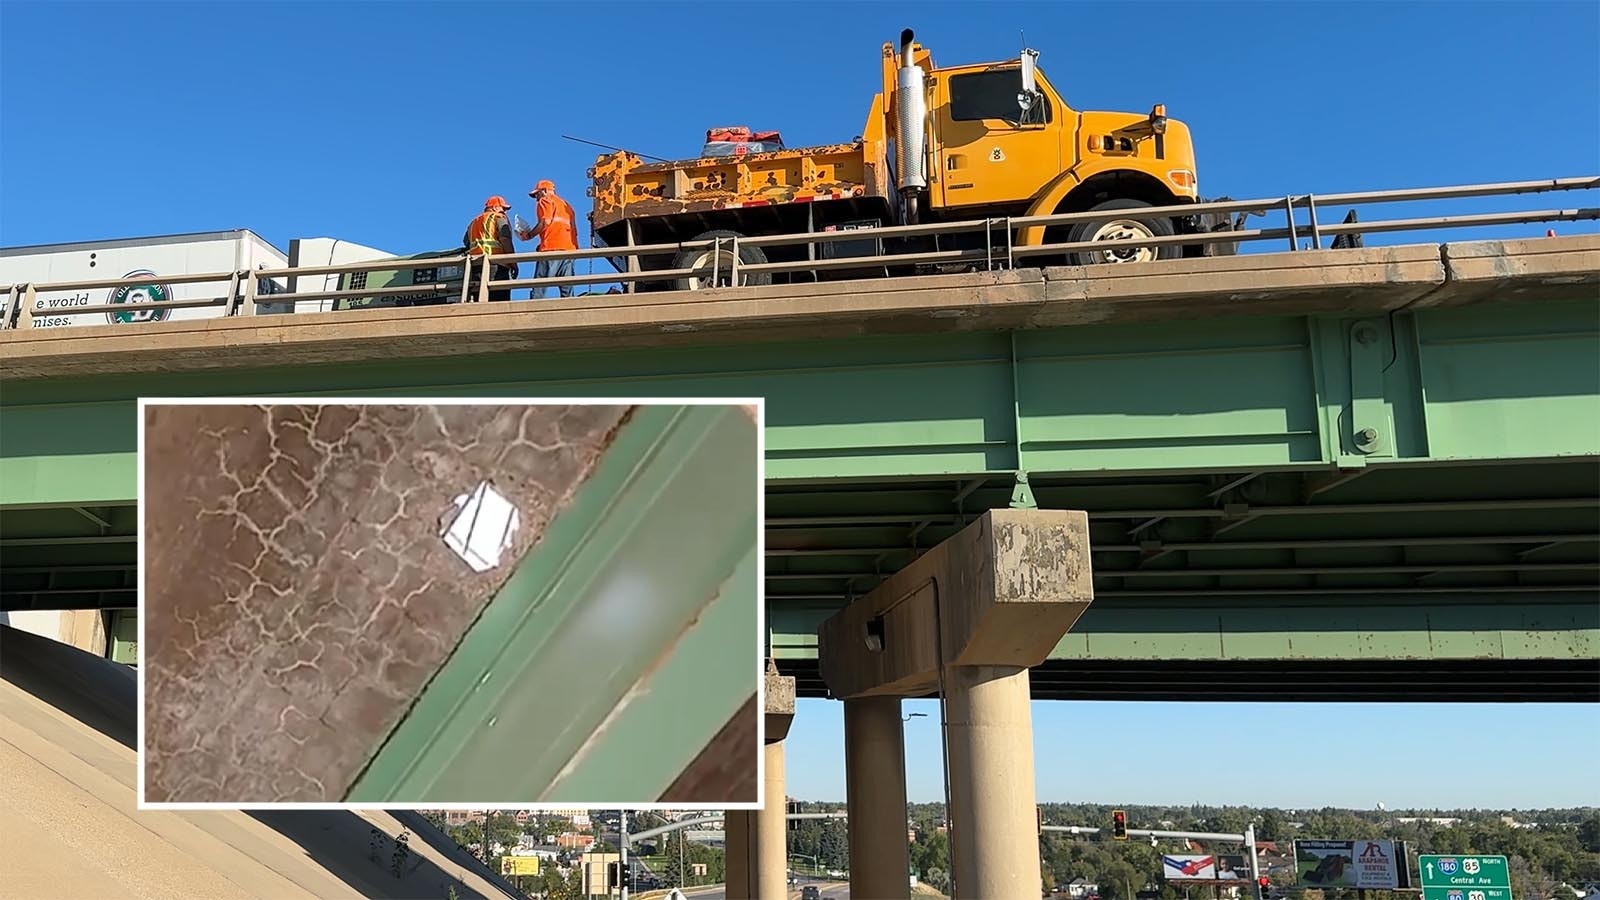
[818,508,1094,699]
[764,658,796,743]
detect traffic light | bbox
[1258,875,1272,898]
[1112,809,1129,841]
[607,862,621,888]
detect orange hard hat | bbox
[484,195,511,211]
[530,179,555,196]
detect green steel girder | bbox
[345,404,758,803]
[3,299,1596,487]
[768,590,1600,664]
[1,295,1595,692]
[0,402,137,506]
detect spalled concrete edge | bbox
[1037,243,1447,326]
[764,663,797,745]
[3,239,1596,380]
[1411,234,1600,309]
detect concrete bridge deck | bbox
[3,236,1596,702]
[2,237,1593,379]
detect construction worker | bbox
[462,196,517,302]
[517,179,578,298]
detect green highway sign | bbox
[1419,854,1512,900]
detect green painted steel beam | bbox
[4,300,1596,486]
[0,402,136,506]
[345,404,758,803]
[767,590,1600,663]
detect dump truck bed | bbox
[587,141,891,248]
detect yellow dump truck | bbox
[588,29,1233,290]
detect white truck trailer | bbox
[0,229,296,328]
[0,229,417,328]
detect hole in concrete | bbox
[438,480,520,573]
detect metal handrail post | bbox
[1006,217,1016,269]
[477,254,491,303]
[624,219,638,295]
[221,271,241,316]
[4,284,19,329]
[711,235,721,286]
[1307,196,1323,250]
[985,218,993,271]
[729,235,740,286]
[22,284,36,329]
[241,270,258,316]
[1284,196,1300,250]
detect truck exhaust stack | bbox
[894,28,928,223]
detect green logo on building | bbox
[107,270,173,324]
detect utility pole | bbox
[483,811,491,867]
[1245,824,1263,900]
[620,810,629,900]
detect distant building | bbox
[1396,817,1462,826]
[555,832,592,851]
[1067,877,1100,899]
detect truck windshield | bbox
[949,68,1053,126]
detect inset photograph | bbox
[139,400,760,806]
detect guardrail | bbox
[2,176,1595,330]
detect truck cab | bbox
[887,31,1203,264]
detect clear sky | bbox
[3,2,1597,809]
[2,1,1596,252]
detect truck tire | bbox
[673,230,771,291]
[1068,199,1178,266]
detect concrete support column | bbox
[844,696,910,900]
[724,809,754,900]
[731,662,795,899]
[757,740,788,900]
[945,664,1040,900]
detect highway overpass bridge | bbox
[1,193,1597,897]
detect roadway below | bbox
[642,877,853,899]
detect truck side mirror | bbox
[1018,49,1041,119]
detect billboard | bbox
[1164,855,1218,881]
[1162,855,1251,882]
[1296,840,1401,889]
[1214,855,1250,882]
[500,856,541,876]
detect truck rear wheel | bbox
[673,230,772,291]
[1068,199,1178,266]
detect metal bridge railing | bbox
[2,176,1595,331]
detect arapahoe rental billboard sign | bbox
[1296,840,1402,889]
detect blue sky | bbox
[785,698,1600,809]
[2,1,1595,253]
[3,2,1597,808]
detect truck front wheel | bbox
[1068,199,1178,266]
[672,229,772,291]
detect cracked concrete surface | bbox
[142,403,630,803]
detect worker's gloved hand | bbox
[507,263,519,279]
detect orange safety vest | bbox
[535,194,578,251]
[465,210,512,257]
